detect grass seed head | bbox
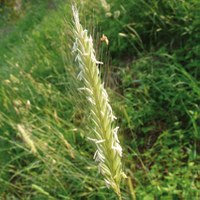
[72,5,125,198]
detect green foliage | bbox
[0,0,200,199]
[117,50,200,198]
[92,0,200,199]
[97,0,200,57]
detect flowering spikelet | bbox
[100,0,110,12]
[17,124,37,155]
[72,5,125,198]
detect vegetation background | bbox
[0,0,199,199]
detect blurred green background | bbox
[0,0,199,199]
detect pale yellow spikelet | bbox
[17,124,37,155]
[100,0,110,12]
[60,133,75,159]
[72,5,125,199]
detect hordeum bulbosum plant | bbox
[71,5,126,199]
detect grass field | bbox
[0,0,200,199]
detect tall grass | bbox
[0,0,200,199]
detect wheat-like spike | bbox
[17,124,37,155]
[72,5,125,199]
